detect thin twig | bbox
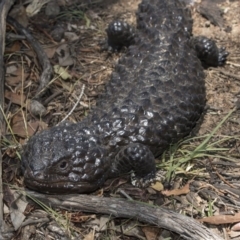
[218,69,240,81]
[118,189,134,200]
[21,217,50,228]
[60,84,86,123]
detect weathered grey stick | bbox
[0,1,16,239]
[26,190,223,240]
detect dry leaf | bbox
[199,213,240,225]
[99,216,110,231]
[26,0,51,17]
[54,65,72,80]
[64,32,79,41]
[64,211,96,223]
[10,190,28,231]
[162,181,193,196]
[115,221,145,239]
[5,41,21,54]
[83,230,95,240]
[150,181,164,192]
[6,67,29,87]
[56,44,74,66]
[44,46,57,59]
[231,222,240,231]
[6,65,18,74]
[142,226,160,240]
[5,91,26,105]
[9,5,29,27]
[229,230,240,238]
[11,113,48,137]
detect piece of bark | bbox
[25,190,223,240]
[197,1,224,28]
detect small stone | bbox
[51,26,65,42]
[45,0,60,17]
[205,21,211,28]
[28,100,47,117]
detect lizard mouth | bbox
[23,168,100,194]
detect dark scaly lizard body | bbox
[21,0,227,193]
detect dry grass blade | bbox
[23,191,74,237]
[160,108,238,181]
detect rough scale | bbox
[22,0,227,193]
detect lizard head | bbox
[21,122,110,193]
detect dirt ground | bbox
[2,0,240,239]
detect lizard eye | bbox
[59,161,68,170]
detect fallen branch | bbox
[0,1,16,239]
[25,190,223,240]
